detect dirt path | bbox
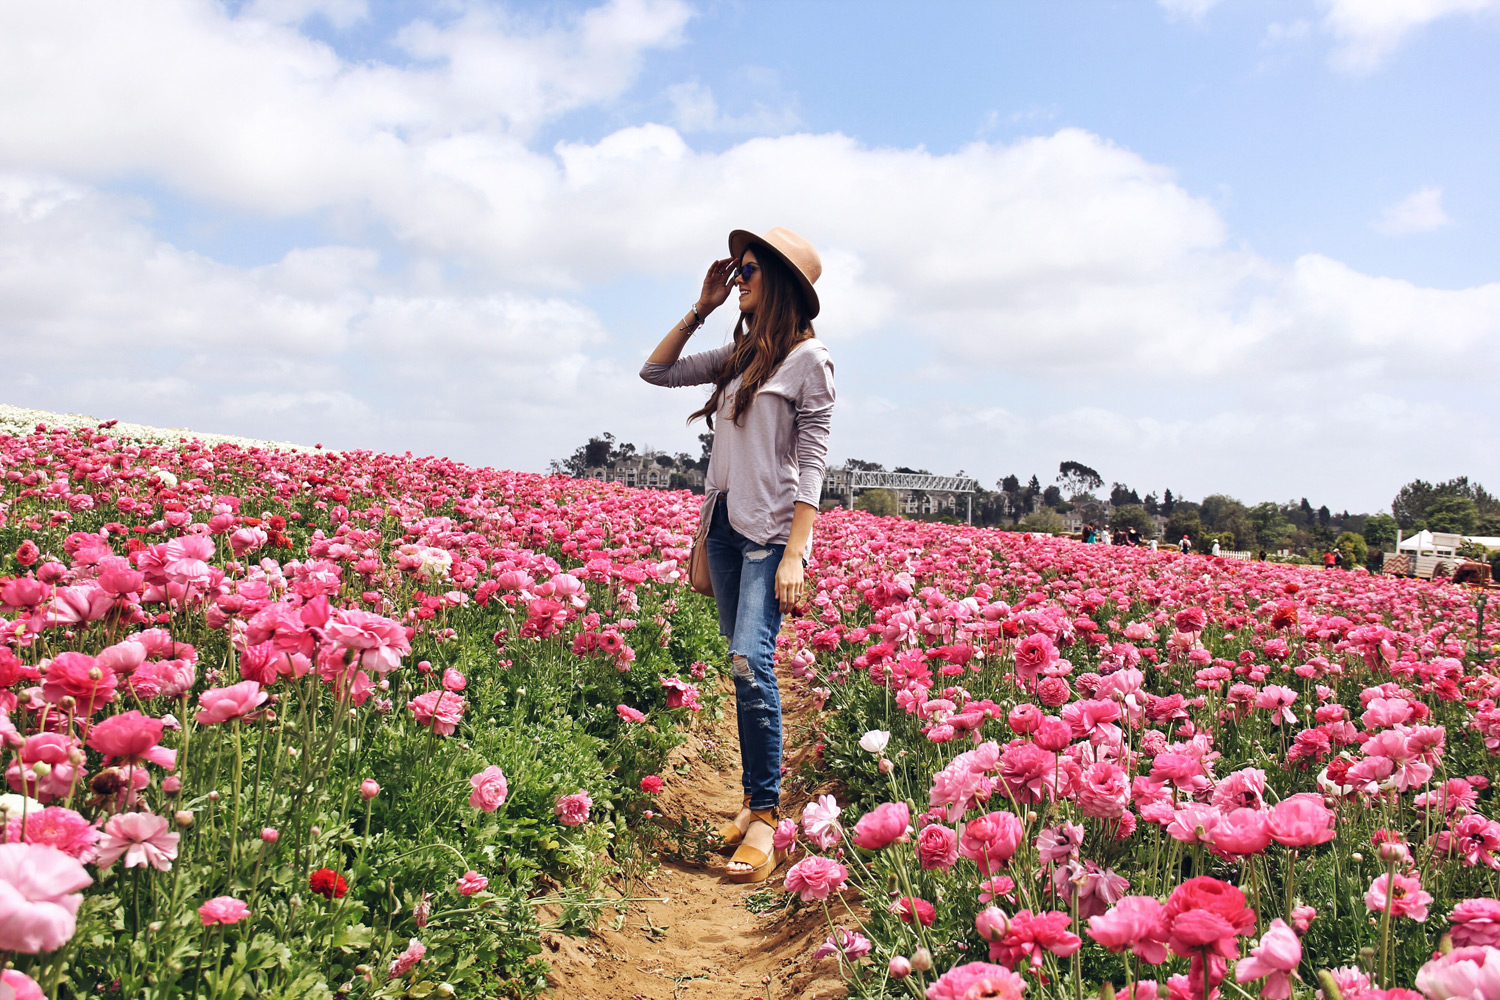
[542,676,847,1000]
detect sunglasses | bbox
[731,261,761,283]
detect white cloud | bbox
[1373,185,1454,234]
[243,0,370,30]
[1321,0,1496,73]
[1158,0,1225,21]
[0,1,1495,511]
[665,80,800,133]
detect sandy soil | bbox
[542,677,849,1000]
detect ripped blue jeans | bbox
[705,494,785,811]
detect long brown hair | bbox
[690,244,815,429]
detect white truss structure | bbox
[844,471,980,523]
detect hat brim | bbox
[728,229,819,319]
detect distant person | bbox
[1127,527,1141,546]
[1322,549,1335,570]
[1149,538,1159,551]
[1334,548,1344,569]
[1179,535,1191,555]
[1100,528,1112,545]
[640,226,833,883]
[1211,539,1221,558]
[1257,549,1267,561]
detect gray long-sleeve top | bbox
[640,338,835,547]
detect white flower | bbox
[859,730,891,754]
[0,792,45,821]
[151,467,178,488]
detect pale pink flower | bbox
[194,680,267,725]
[0,842,93,953]
[468,766,509,812]
[407,690,465,735]
[783,856,848,901]
[95,812,180,871]
[323,609,410,675]
[197,896,250,926]
[1255,685,1298,726]
[1415,946,1500,1000]
[1451,899,1500,949]
[388,937,426,978]
[802,794,843,851]
[1235,919,1301,999]
[924,960,1027,1000]
[554,789,592,827]
[1,968,45,1000]
[1365,871,1432,922]
[811,926,872,961]
[1267,793,1335,847]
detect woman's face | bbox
[736,249,761,316]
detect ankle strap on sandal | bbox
[749,806,778,827]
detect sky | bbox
[0,0,1496,515]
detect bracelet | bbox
[681,303,702,333]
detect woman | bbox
[640,227,835,883]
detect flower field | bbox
[3,415,1498,1000]
[0,421,729,999]
[785,511,1500,1000]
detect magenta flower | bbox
[924,961,1026,1000]
[1267,793,1335,847]
[1450,899,1500,949]
[958,810,1022,875]
[916,823,959,870]
[1088,895,1170,964]
[39,652,117,716]
[456,871,489,896]
[0,842,93,953]
[616,704,646,722]
[850,802,910,850]
[5,806,99,862]
[197,896,250,926]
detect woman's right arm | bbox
[640,258,736,387]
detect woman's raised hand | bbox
[698,257,737,312]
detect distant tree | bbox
[1057,461,1103,499]
[846,458,886,471]
[1393,476,1495,531]
[1296,498,1315,529]
[1161,489,1176,515]
[1426,495,1479,535]
[1143,492,1159,516]
[1248,502,1293,552]
[1164,509,1203,546]
[855,489,901,517]
[1200,495,1246,532]
[1336,531,1368,569]
[1020,509,1068,534]
[1022,475,1041,514]
[654,453,674,467]
[894,466,933,475]
[1000,474,1021,493]
[1363,513,1399,551]
[1110,482,1141,507]
[1110,504,1153,537]
[1042,485,1065,510]
[1318,505,1331,528]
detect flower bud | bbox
[360,779,380,800]
[1377,841,1411,865]
[30,761,52,777]
[163,775,182,794]
[174,810,194,827]
[910,947,932,972]
[878,758,894,774]
[888,956,912,979]
[1350,852,1363,862]
[207,790,220,802]
[261,827,279,843]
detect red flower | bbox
[890,895,937,926]
[640,775,663,794]
[309,867,348,899]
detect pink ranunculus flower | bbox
[917,823,959,870]
[1235,918,1301,999]
[456,871,489,896]
[772,818,799,853]
[958,810,1023,875]
[554,789,592,827]
[1415,946,1500,1000]
[616,704,646,722]
[1267,793,1336,847]
[1451,899,1500,949]
[2,968,45,1000]
[388,936,426,978]
[323,609,411,675]
[783,856,849,902]
[0,842,93,952]
[1212,807,1273,857]
[1088,895,1170,965]
[86,710,175,770]
[40,652,117,716]
[1077,761,1131,820]
[94,812,180,871]
[197,896,250,926]
[194,680,268,725]
[407,690,466,736]
[802,794,844,851]
[924,961,1026,1000]
[5,806,99,862]
[851,802,910,850]
[1365,871,1432,922]
[468,766,509,812]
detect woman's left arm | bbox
[775,348,836,613]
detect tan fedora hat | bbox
[728,226,821,319]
